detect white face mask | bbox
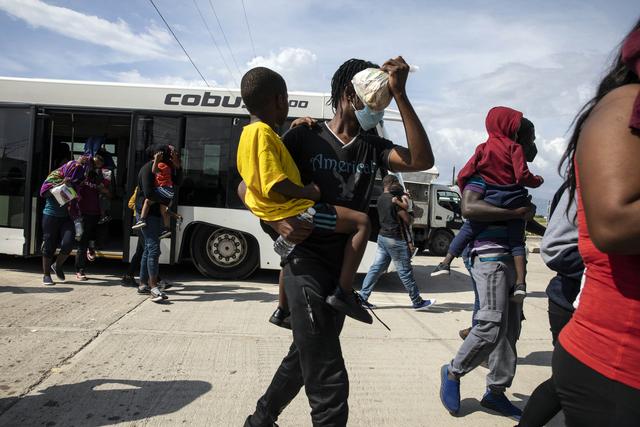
[351,101,385,131]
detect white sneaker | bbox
[150,287,168,303]
[158,279,174,291]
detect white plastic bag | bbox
[351,68,392,111]
[49,184,77,206]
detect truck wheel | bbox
[190,225,259,279]
[429,230,453,257]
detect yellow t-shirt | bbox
[237,121,314,221]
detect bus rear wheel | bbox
[429,230,453,257]
[190,225,259,280]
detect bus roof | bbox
[0,76,402,121]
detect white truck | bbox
[400,170,464,256]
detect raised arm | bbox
[170,148,183,186]
[383,57,434,172]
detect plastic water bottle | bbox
[74,218,84,241]
[273,207,316,257]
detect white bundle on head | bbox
[351,68,392,112]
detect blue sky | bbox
[1,0,638,207]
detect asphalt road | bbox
[0,252,562,426]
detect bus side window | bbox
[180,116,233,208]
[0,108,29,228]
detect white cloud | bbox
[0,0,177,60]
[111,70,212,88]
[246,47,321,90]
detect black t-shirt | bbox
[376,192,402,238]
[281,122,396,271]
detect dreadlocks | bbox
[329,58,379,111]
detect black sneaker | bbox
[269,307,292,330]
[42,275,55,286]
[413,298,436,310]
[511,283,526,303]
[326,287,373,324]
[431,263,451,277]
[137,285,150,294]
[50,263,65,282]
[131,220,146,230]
[159,230,172,239]
[121,275,137,287]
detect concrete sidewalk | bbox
[0,254,562,426]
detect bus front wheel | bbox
[190,225,259,280]
[428,230,453,257]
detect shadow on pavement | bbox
[0,286,73,294]
[0,379,212,426]
[518,350,552,367]
[354,268,474,295]
[371,302,474,313]
[169,284,278,303]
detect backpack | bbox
[127,187,138,211]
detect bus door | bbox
[29,110,132,259]
[0,106,34,255]
[127,114,183,264]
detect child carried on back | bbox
[431,107,542,303]
[236,66,373,328]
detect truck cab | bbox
[401,171,463,256]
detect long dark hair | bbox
[560,18,640,213]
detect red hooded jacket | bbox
[457,106,543,190]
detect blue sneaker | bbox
[480,388,522,420]
[413,298,436,311]
[440,364,460,415]
[42,275,55,286]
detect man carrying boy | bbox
[358,174,436,309]
[439,109,540,420]
[243,56,434,427]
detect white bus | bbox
[0,76,414,279]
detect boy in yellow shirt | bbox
[237,67,372,327]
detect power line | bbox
[192,0,239,87]
[240,0,257,59]
[207,0,243,77]
[148,0,211,87]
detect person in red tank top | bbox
[518,20,640,427]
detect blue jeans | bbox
[140,215,161,285]
[359,235,421,304]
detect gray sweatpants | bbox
[449,257,522,392]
